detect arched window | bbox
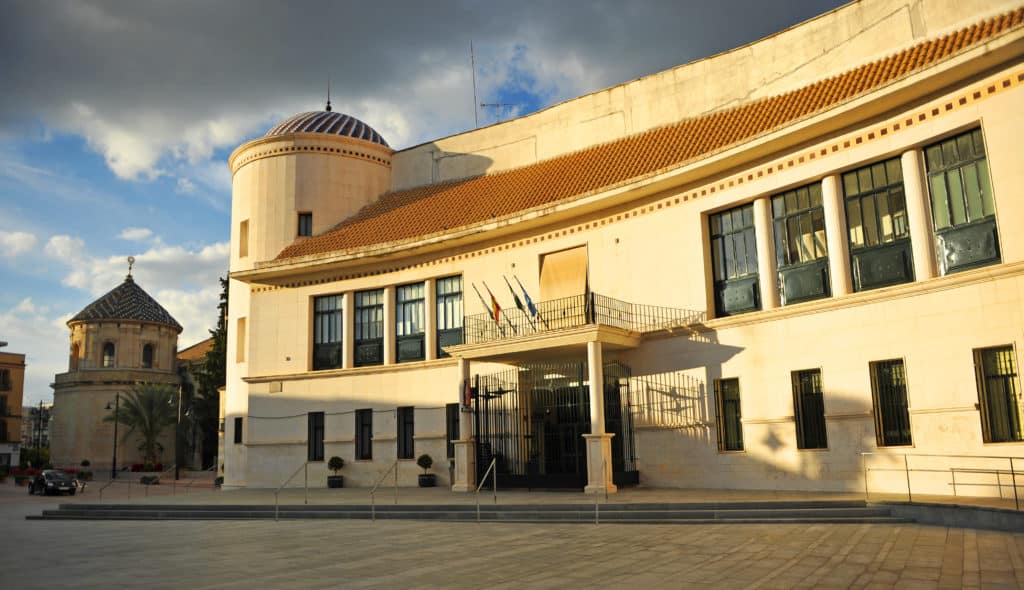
[142,344,154,369]
[102,342,116,368]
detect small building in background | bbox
[20,402,52,450]
[0,348,26,469]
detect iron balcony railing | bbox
[463,292,704,345]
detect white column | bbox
[753,197,779,310]
[383,285,396,365]
[822,174,852,297]
[424,279,437,361]
[902,149,937,281]
[452,357,476,492]
[584,341,616,494]
[342,292,354,369]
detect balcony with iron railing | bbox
[449,292,704,360]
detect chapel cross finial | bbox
[127,256,135,278]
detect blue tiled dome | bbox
[265,111,389,147]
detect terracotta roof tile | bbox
[69,276,183,331]
[277,8,1023,261]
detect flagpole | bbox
[514,274,549,329]
[471,283,505,337]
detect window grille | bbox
[976,346,1023,443]
[870,359,912,446]
[792,369,828,449]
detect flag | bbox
[515,275,538,316]
[485,285,501,323]
[504,276,525,313]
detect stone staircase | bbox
[28,500,913,524]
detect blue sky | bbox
[0,1,846,404]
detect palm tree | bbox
[104,384,177,466]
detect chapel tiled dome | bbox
[69,275,182,332]
[265,111,389,147]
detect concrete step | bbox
[29,501,906,524]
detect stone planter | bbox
[327,475,344,489]
[418,474,436,487]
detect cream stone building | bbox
[225,0,1024,497]
[51,270,182,472]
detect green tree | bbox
[105,384,178,465]
[194,275,228,468]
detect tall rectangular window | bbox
[792,369,828,449]
[446,403,460,459]
[307,412,324,461]
[709,203,759,317]
[925,128,999,274]
[772,183,830,305]
[870,359,912,447]
[233,417,243,444]
[313,295,343,370]
[396,283,425,362]
[715,379,743,452]
[975,346,1023,443]
[436,276,464,357]
[236,318,246,363]
[0,370,9,391]
[355,409,373,460]
[239,219,249,258]
[0,395,7,417]
[0,420,6,443]
[842,158,913,291]
[397,406,415,459]
[354,289,384,367]
[297,212,313,237]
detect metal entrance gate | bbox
[474,362,638,489]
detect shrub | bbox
[327,456,345,474]
[140,475,160,485]
[214,476,224,487]
[80,459,91,468]
[143,462,155,472]
[416,454,433,473]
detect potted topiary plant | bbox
[327,456,345,488]
[417,454,436,487]
[79,459,92,481]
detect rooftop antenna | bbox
[470,41,479,128]
[326,76,332,112]
[480,102,517,123]
[127,255,135,279]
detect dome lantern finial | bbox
[127,256,135,281]
[326,76,332,112]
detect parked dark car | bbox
[28,470,78,496]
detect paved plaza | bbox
[2,481,1024,589]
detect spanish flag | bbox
[485,284,501,323]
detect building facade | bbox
[224,0,1024,496]
[20,402,52,450]
[0,350,26,469]
[50,271,183,471]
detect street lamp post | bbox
[106,393,120,479]
[175,384,183,481]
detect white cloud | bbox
[0,298,70,405]
[43,235,86,261]
[0,231,38,257]
[118,227,154,242]
[175,177,196,194]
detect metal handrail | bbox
[370,459,399,522]
[475,458,497,523]
[861,452,1023,510]
[274,461,309,522]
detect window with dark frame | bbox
[233,417,243,444]
[142,344,154,369]
[842,158,913,291]
[792,369,828,449]
[446,403,459,458]
[870,359,912,447]
[0,370,9,391]
[354,290,384,367]
[975,346,1023,443]
[397,406,415,459]
[298,212,313,237]
[925,128,1000,274]
[436,276,464,357]
[313,295,343,370]
[0,395,7,417]
[709,203,759,317]
[396,283,425,362]
[307,411,325,461]
[715,378,744,452]
[772,183,830,305]
[355,409,373,460]
[102,342,116,368]
[0,420,6,444]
